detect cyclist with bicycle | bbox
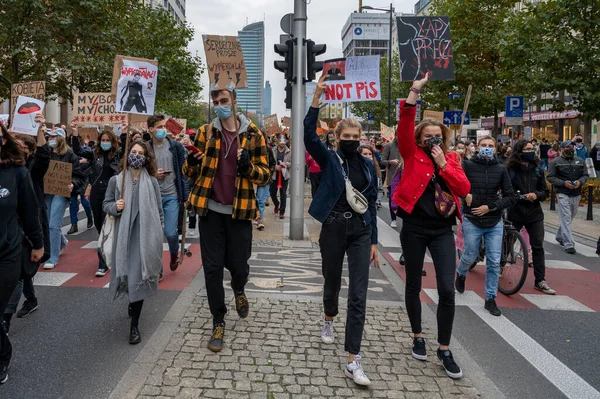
[506,140,555,295]
[456,136,517,316]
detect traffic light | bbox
[274,40,294,82]
[285,81,292,109]
[306,40,326,82]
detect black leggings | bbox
[130,300,143,328]
[91,186,108,269]
[400,222,456,346]
[0,255,20,367]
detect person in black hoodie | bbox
[43,128,85,270]
[0,122,44,384]
[2,120,51,331]
[456,136,516,317]
[506,140,555,295]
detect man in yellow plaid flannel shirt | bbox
[183,88,269,353]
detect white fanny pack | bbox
[336,153,369,214]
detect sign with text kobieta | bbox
[203,35,248,92]
[73,93,127,124]
[44,160,72,197]
[396,16,455,81]
[321,55,381,104]
[11,81,45,122]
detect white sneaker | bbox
[390,220,397,228]
[187,229,198,238]
[321,319,334,344]
[345,354,371,386]
[43,263,56,270]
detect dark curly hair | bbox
[0,123,26,167]
[507,139,539,168]
[95,130,120,160]
[127,140,157,177]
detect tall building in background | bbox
[237,22,265,124]
[263,81,272,117]
[414,0,433,15]
[141,0,186,24]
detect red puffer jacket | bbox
[392,104,470,220]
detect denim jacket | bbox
[303,106,378,244]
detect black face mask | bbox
[521,152,535,162]
[423,136,443,152]
[339,140,360,156]
[562,148,575,159]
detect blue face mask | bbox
[214,105,233,120]
[100,142,112,152]
[48,139,57,148]
[155,128,167,140]
[479,147,494,160]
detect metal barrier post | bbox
[550,185,556,211]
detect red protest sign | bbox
[166,118,184,135]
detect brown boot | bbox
[169,253,179,271]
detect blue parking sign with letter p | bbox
[505,96,524,117]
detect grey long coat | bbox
[380,139,403,186]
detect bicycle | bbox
[456,217,529,296]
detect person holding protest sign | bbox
[43,128,85,270]
[183,87,270,353]
[78,127,121,277]
[304,77,379,387]
[0,122,44,384]
[146,115,189,276]
[103,140,163,344]
[3,116,50,331]
[393,73,470,380]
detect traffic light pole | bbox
[289,0,307,240]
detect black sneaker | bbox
[87,217,93,229]
[455,273,466,293]
[437,348,463,379]
[412,337,427,361]
[95,266,109,277]
[565,247,576,254]
[556,237,564,247]
[207,323,225,353]
[67,224,78,235]
[485,298,502,316]
[0,365,8,384]
[235,291,249,319]
[17,298,38,318]
[1,320,8,335]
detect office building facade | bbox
[142,0,186,24]
[237,22,265,123]
[263,81,272,118]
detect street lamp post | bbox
[362,3,394,126]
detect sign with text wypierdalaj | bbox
[111,55,158,116]
[203,35,248,92]
[321,55,381,104]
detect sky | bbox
[186,0,415,119]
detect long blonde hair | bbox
[52,135,69,156]
[414,118,452,153]
[334,118,362,138]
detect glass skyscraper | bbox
[263,81,272,118]
[237,22,265,123]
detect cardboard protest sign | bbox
[423,110,444,123]
[11,96,45,136]
[79,127,99,143]
[44,160,72,197]
[396,16,455,81]
[322,55,381,104]
[175,118,187,132]
[264,114,280,136]
[166,118,184,135]
[282,116,291,128]
[111,55,158,116]
[11,81,45,121]
[380,123,396,142]
[319,120,329,130]
[73,92,127,124]
[203,35,248,92]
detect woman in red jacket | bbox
[392,73,470,379]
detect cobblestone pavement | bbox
[137,295,480,399]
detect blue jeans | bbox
[45,195,69,264]
[541,158,548,171]
[256,185,270,219]
[69,194,92,225]
[457,218,504,300]
[162,196,180,255]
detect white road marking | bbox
[520,294,594,312]
[545,260,588,271]
[80,241,190,252]
[377,216,401,248]
[544,232,597,257]
[33,272,77,286]
[62,219,93,236]
[426,288,600,399]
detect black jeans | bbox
[319,212,371,355]
[309,172,322,198]
[199,209,252,325]
[4,275,36,315]
[91,185,108,269]
[0,254,20,367]
[400,222,456,346]
[270,178,289,213]
[389,196,397,221]
[513,219,546,283]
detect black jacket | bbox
[0,166,44,260]
[26,146,51,262]
[507,162,548,223]
[547,155,588,197]
[462,156,517,227]
[72,136,120,189]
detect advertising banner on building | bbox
[203,35,248,92]
[322,55,381,104]
[396,16,455,81]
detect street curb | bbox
[379,248,507,399]
[108,269,206,399]
[544,221,597,248]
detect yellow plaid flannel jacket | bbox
[183,120,270,220]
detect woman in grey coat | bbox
[103,140,163,344]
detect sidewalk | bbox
[113,194,482,399]
[542,201,600,242]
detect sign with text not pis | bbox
[44,160,72,198]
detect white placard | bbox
[0,114,8,127]
[11,96,45,136]
[322,55,381,104]
[116,59,158,115]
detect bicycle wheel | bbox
[498,229,529,296]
